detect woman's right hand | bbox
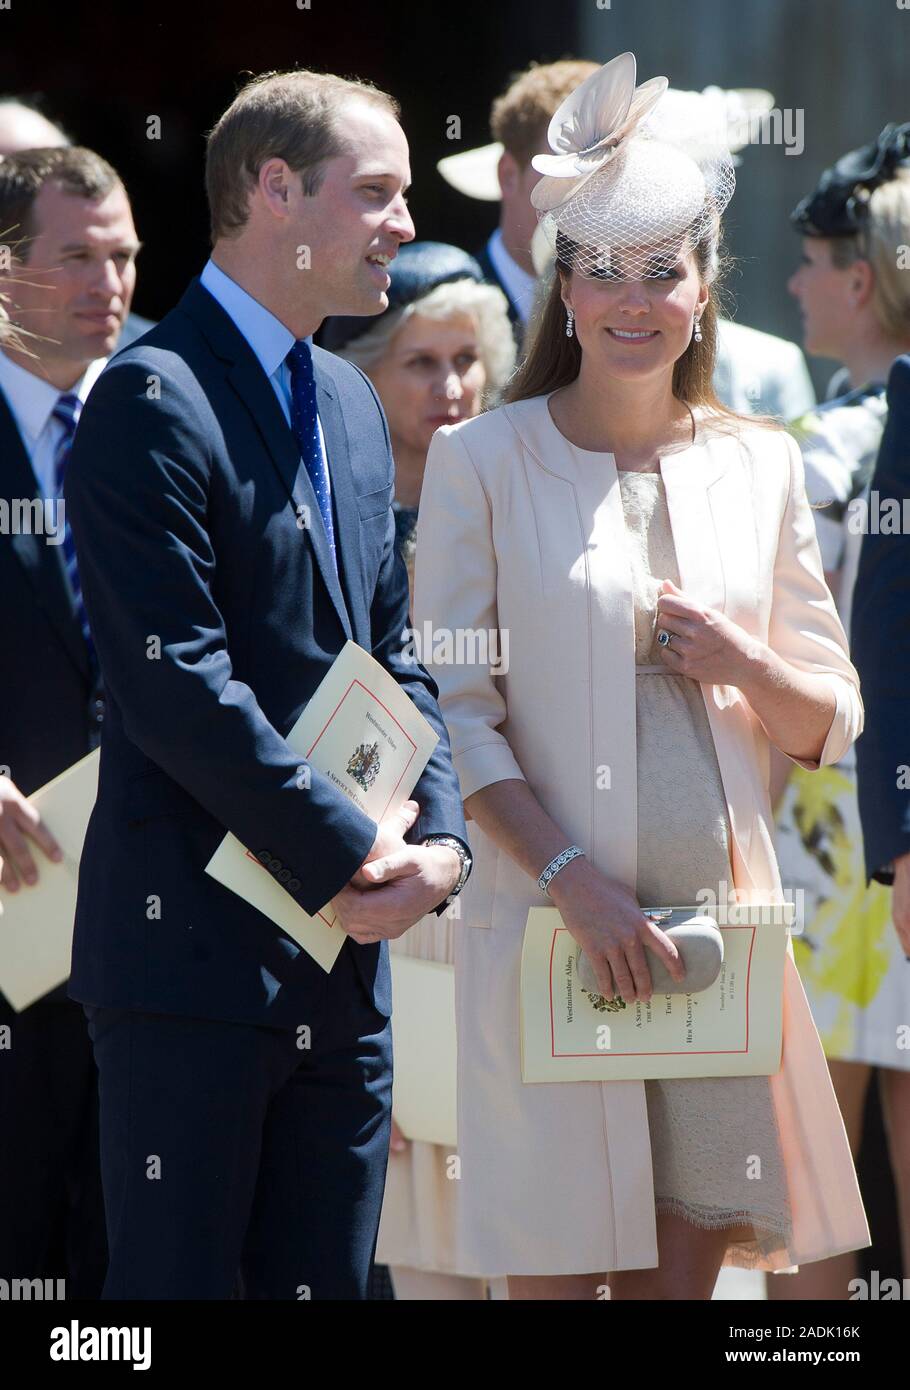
[548,856,686,1004]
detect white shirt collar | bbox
[199,257,296,379]
[0,348,105,448]
[486,229,537,324]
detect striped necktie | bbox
[286,340,337,573]
[52,391,97,670]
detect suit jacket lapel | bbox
[223,353,352,640]
[315,374,367,642]
[180,280,354,640]
[0,391,91,680]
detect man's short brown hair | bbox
[205,69,400,243]
[0,146,121,259]
[490,59,599,168]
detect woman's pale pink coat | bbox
[412,393,870,1276]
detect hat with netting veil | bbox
[531,53,737,282]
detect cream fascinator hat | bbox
[531,52,737,283]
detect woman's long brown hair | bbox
[505,235,783,438]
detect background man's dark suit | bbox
[475,240,524,350]
[853,354,910,885]
[64,277,467,1298]
[0,388,107,1297]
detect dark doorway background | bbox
[0,0,585,318]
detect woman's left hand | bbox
[654,578,756,686]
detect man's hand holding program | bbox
[333,800,461,944]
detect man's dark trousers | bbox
[86,940,391,1300]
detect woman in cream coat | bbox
[411,57,870,1299]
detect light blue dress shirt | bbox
[199,258,330,493]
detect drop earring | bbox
[565,308,574,338]
[693,314,703,343]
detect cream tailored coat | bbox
[411,392,871,1277]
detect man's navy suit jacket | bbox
[64,277,467,1027]
[0,385,103,1010]
[0,392,101,798]
[853,353,910,885]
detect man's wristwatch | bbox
[421,834,473,901]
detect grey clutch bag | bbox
[575,907,724,1000]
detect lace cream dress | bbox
[618,467,793,1264]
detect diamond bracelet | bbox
[538,845,586,897]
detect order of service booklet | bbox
[520,902,795,1083]
[205,640,439,971]
[0,749,100,1012]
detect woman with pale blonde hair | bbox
[413,54,870,1299]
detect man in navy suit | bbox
[64,69,470,1300]
[0,144,140,1297]
[853,354,910,956]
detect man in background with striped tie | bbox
[0,145,139,1297]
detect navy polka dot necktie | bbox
[287,339,337,573]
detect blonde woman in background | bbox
[770,123,910,1302]
[324,241,515,1299]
